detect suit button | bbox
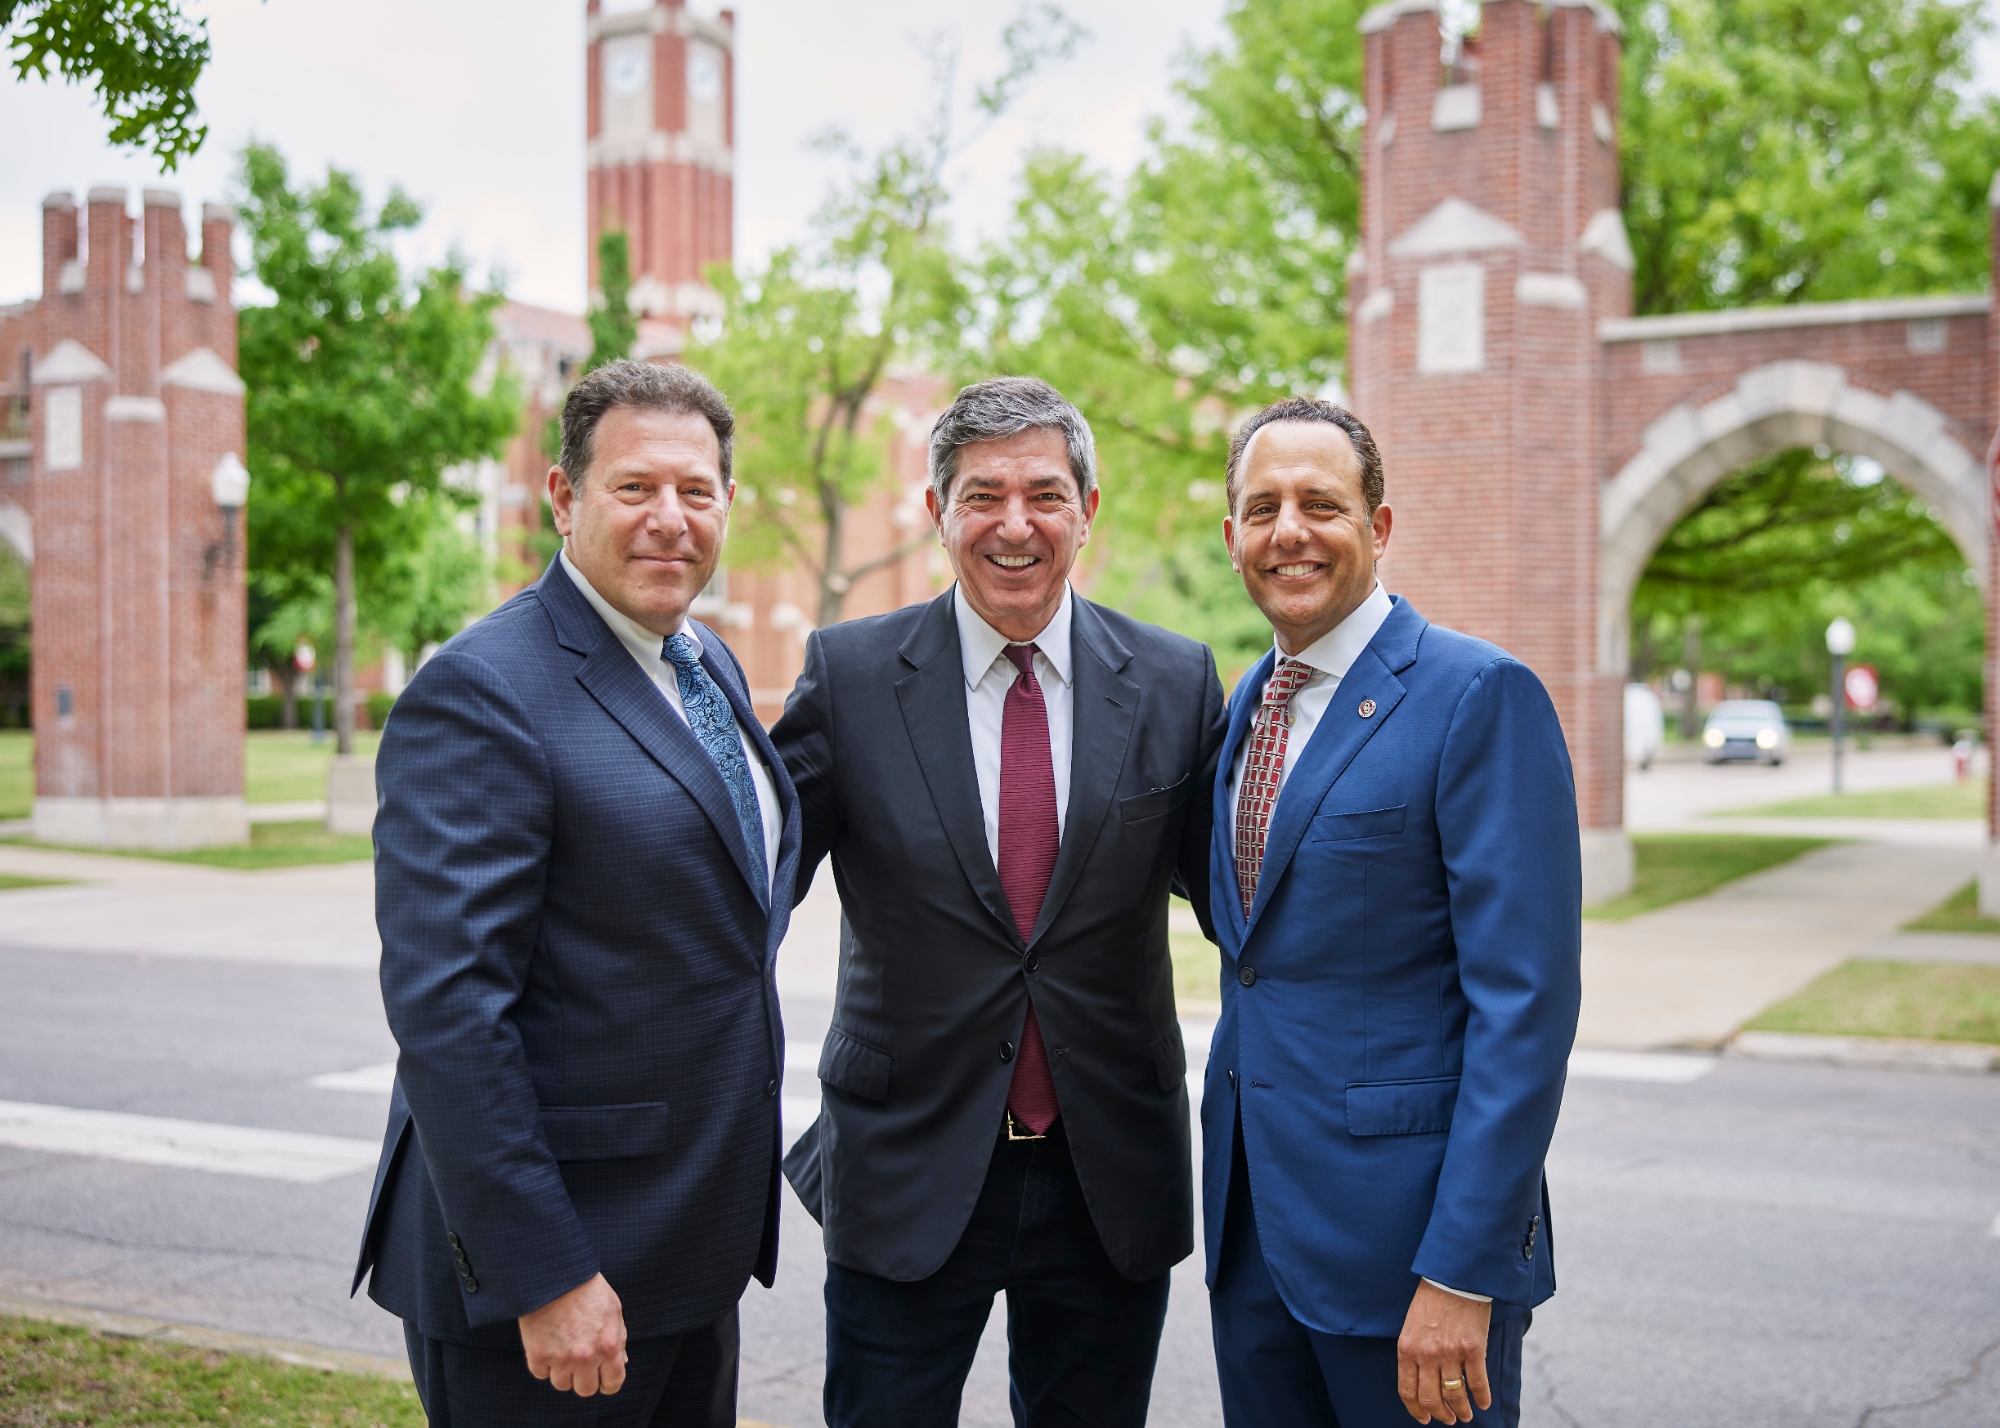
[1239,967,1257,987]
[447,1231,462,1249]
[999,1041,1015,1063]
[463,1277,479,1294]
[1227,1069,1238,1089]
[1024,952,1040,973]
[765,1079,777,1097]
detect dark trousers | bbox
[823,1119,1172,1428]
[1210,1118,1524,1428]
[402,1309,738,1428]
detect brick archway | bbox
[1598,355,1990,679]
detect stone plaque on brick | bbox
[44,386,81,470]
[1418,263,1484,374]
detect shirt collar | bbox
[954,583,1074,691]
[1280,581,1393,682]
[560,548,693,670]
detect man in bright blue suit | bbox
[1203,397,1581,1428]
[353,361,797,1427]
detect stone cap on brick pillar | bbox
[1359,0,1622,33]
[202,203,235,225]
[86,186,125,206]
[42,190,75,209]
[143,188,180,208]
[29,338,111,385]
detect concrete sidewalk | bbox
[1578,840,1982,1050]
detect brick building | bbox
[1349,0,1998,901]
[0,188,248,847]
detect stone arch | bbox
[1598,359,1988,675]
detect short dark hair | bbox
[928,376,1095,505]
[1225,397,1384,514]
[557,359,734,492]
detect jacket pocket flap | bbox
[1309,803,1407,842]
[1149,1027,1187,1094]
[1345,1076,1459,1136]
[540,1101,673,1161]
[818,1027,891,1101]
[1120,776,1192,823]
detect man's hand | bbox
[1396,1280,1492,1424]
[519,1272,628,1397]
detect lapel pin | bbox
[1358,699,1376,718]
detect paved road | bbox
[3,936,1997,1426]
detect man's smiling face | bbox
[928,425,1098,642]
[1224,419,1393,655]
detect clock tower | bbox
[585,0,735,336]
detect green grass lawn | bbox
[0,1315,422,1427]
[1584,833,1834,922]
[0,873,71,890]
[0,729,30,820]
[1172,930,1222,1005]
[1746,960,2000,1044]
[246,730,382,804]
[1718,780,1984,820]
[0,731,380,811]
[1902,880,2000,934]
[12,820,372,870]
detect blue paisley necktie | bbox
[662,632,769,906]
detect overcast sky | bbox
[2,0,1996,314]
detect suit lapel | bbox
[895,594,1020,941]
[1246,599,1426,928]
[1029,599,1136,946]
[1212,647,1275,945]
[541,565,769,906]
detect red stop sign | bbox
[1843,664,1879,712]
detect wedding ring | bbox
[1442,1379,1464,1392]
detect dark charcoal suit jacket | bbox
[773,588,1226,1284]
[352,559,800,1347]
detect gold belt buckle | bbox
[1005,1110,1047,1142]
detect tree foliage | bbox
[3,0,209,169]
[236,142,518,753]
[587,229,639,373]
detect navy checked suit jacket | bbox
[1203,597,1581,1336]
[351,559,801,1347]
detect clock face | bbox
[687,46,722,105]
[605,39,650,99]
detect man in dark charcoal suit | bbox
[352,360,798,1427]
[773,376,1229,1427]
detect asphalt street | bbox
[2,931,1998,1427]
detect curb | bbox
[0,1294,411,1379]
[1727,1031,1999,1074]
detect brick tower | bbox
[586,0,735,334]
[1349,0,1632,898]
[15,188,248,848]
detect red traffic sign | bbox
[1843,664,1879,712]
[294,642,317,673]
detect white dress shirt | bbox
[1227,581,1490,1304]
[955,583,1074,866]
[560,550,782,891]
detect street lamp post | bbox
[203,453,251,580]
[1826,617,1857,795]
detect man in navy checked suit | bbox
[353,361,799,1427]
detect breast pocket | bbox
[1121,775,1192,824]
[1308,803,1407,842]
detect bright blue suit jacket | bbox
[1202,596,1581,1336]
[353,559,800,1347]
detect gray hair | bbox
[928,376,1096,505]
[557,359,734,492]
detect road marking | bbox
[1569,1049,1717,1084]
[309,1063,396,1093]
[0,1100,380,1183]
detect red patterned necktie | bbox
[998,642,1060,1135]
[1234,657,1315,918]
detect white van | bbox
[1625,684,1665,770]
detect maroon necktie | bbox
[999,643,1060,1135]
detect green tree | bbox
[4,0,210,168]
[236,142,519,755]
[588,229,639,373]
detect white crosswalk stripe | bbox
[0,1100,380,1183]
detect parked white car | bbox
[1702,699,1790,766]
[1624,683,1665,770]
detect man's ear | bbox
[1371,502,1394,560]
[1223,515,1240,574]
[548,467,575,539]
[924,484,946,538]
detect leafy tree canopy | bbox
[236,142,519,751]
[3,0,209,169]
